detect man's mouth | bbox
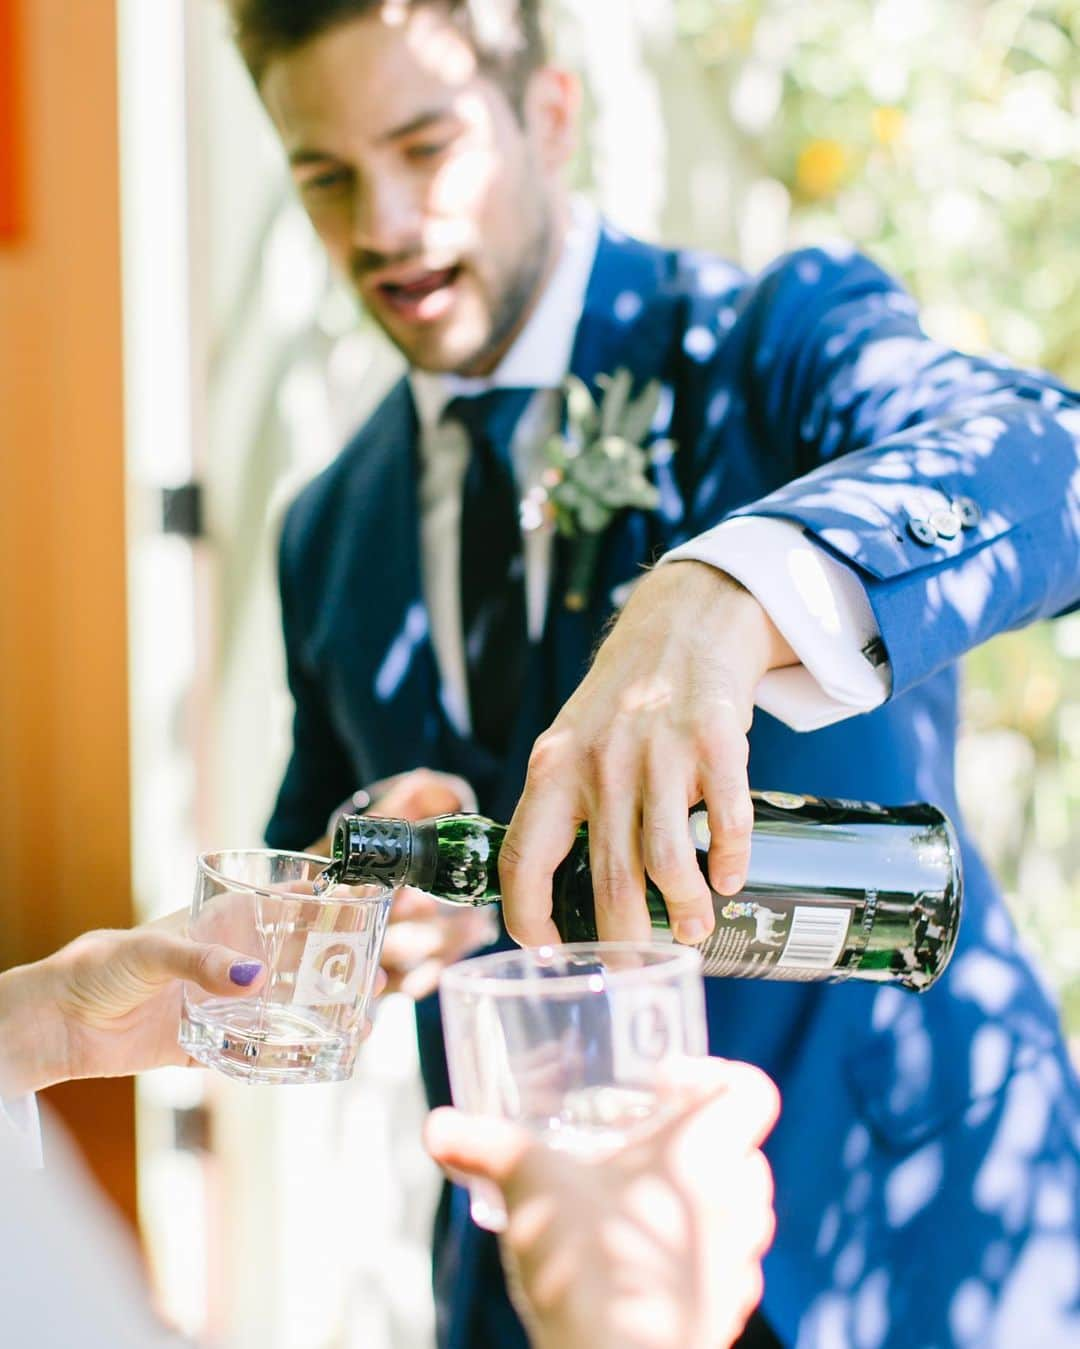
[372,265,463,323]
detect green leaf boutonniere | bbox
[522,368,676,612]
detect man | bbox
[230,1,1080,1344]
[0,922,777,1349]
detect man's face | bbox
[261,5,574,375]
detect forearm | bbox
[729,247,1080,699]
[0,961,70,1095]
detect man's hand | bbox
[499,562,795,947]
[0,911,267,1095]
[362,770,497,1000]
[425,1057,780,1349]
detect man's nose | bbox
[351,178,422,257]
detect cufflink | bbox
[907,518,938,546]
[862,637,888,669]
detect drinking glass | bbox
[439,942,708,1231]
[178,850,391,1085]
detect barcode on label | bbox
[777,907,850,971]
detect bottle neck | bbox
[336,815,416,888]
[333,814,481,897]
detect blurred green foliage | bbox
[673,0,1080,377]
[664,0,1080,1029]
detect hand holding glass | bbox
[179,850,391,1084]
[439,942,708,1231]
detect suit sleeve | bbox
[729,247,1080,699]
[265,512,357,851]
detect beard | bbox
[453,193,555,377]
[349,183,558,377]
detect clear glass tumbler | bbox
[439,942,708,1231]
[179,850,391,1085]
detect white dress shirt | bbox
[409,197,890,737]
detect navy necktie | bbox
[444,389,534,757]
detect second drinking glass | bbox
[439,942,708,1232]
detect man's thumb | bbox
[424,1108,532,1185]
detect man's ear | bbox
[523,67,580,173]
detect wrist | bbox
[651,561,797,679]
[0,961,72,1094]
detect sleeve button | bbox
[954,496,981,528]
[908,518,939,546]
[930,508,962,540]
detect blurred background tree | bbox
[646,0,1080,1032]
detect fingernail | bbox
[675,918,708,944]
[229,960,263,987]
[720,874,744,896]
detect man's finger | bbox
[642,761,714,946]
[588,782,652,943]
[399,959,445,1001]
[424,1107,533,1186]
[381,922,446,972]
[125,933,265,997]
[373,769,477,821]
[500,732,581,946]
[699,746,754,898]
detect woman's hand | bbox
[425,1057,780,1349]
[0,910,265,1094]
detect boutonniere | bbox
[521,368,676,612]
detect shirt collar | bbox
[410,196,601,429]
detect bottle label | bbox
[758,790,808,811]
[695,898,853,981]
[776,906,851,970]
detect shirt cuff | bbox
[0,1093,43,1168]
[662,516,891,732]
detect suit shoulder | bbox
[753,244,909,309]
[669,246,748,306]
[279,378,414,578]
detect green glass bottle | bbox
[324,791,962,991]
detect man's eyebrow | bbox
[376,107,456,144]
[287,109,455,168]
[289,147,341,167]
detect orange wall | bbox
[0,0,135,1219]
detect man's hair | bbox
[227,0,547,107]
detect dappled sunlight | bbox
[883,1140,942,1228]
[374,601,430,702]
[969,1022,1015,1095]
[789,996,1080,1347]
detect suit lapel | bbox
[337,380,445,779]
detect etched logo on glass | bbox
[294,931,367,1005]
[611,988,683,1078]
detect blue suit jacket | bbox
[267,227,1080,1348]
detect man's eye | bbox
[405,141,449,162]
[303,169,351,192]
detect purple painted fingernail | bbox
[229,961,263,987]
